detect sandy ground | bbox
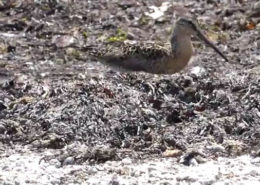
[1,146,260,185]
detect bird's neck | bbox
[170,26,192,56]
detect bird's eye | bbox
[178,18,194,26]
[186,20,193,24]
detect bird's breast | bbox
[166,39,193,74]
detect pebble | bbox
[63,157,75,165]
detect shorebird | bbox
[90,17,228,74]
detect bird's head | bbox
[175,17,228,62]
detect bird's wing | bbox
[89,41,171,72]
[120,41,171,59]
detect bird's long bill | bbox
[195,28,228,62]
